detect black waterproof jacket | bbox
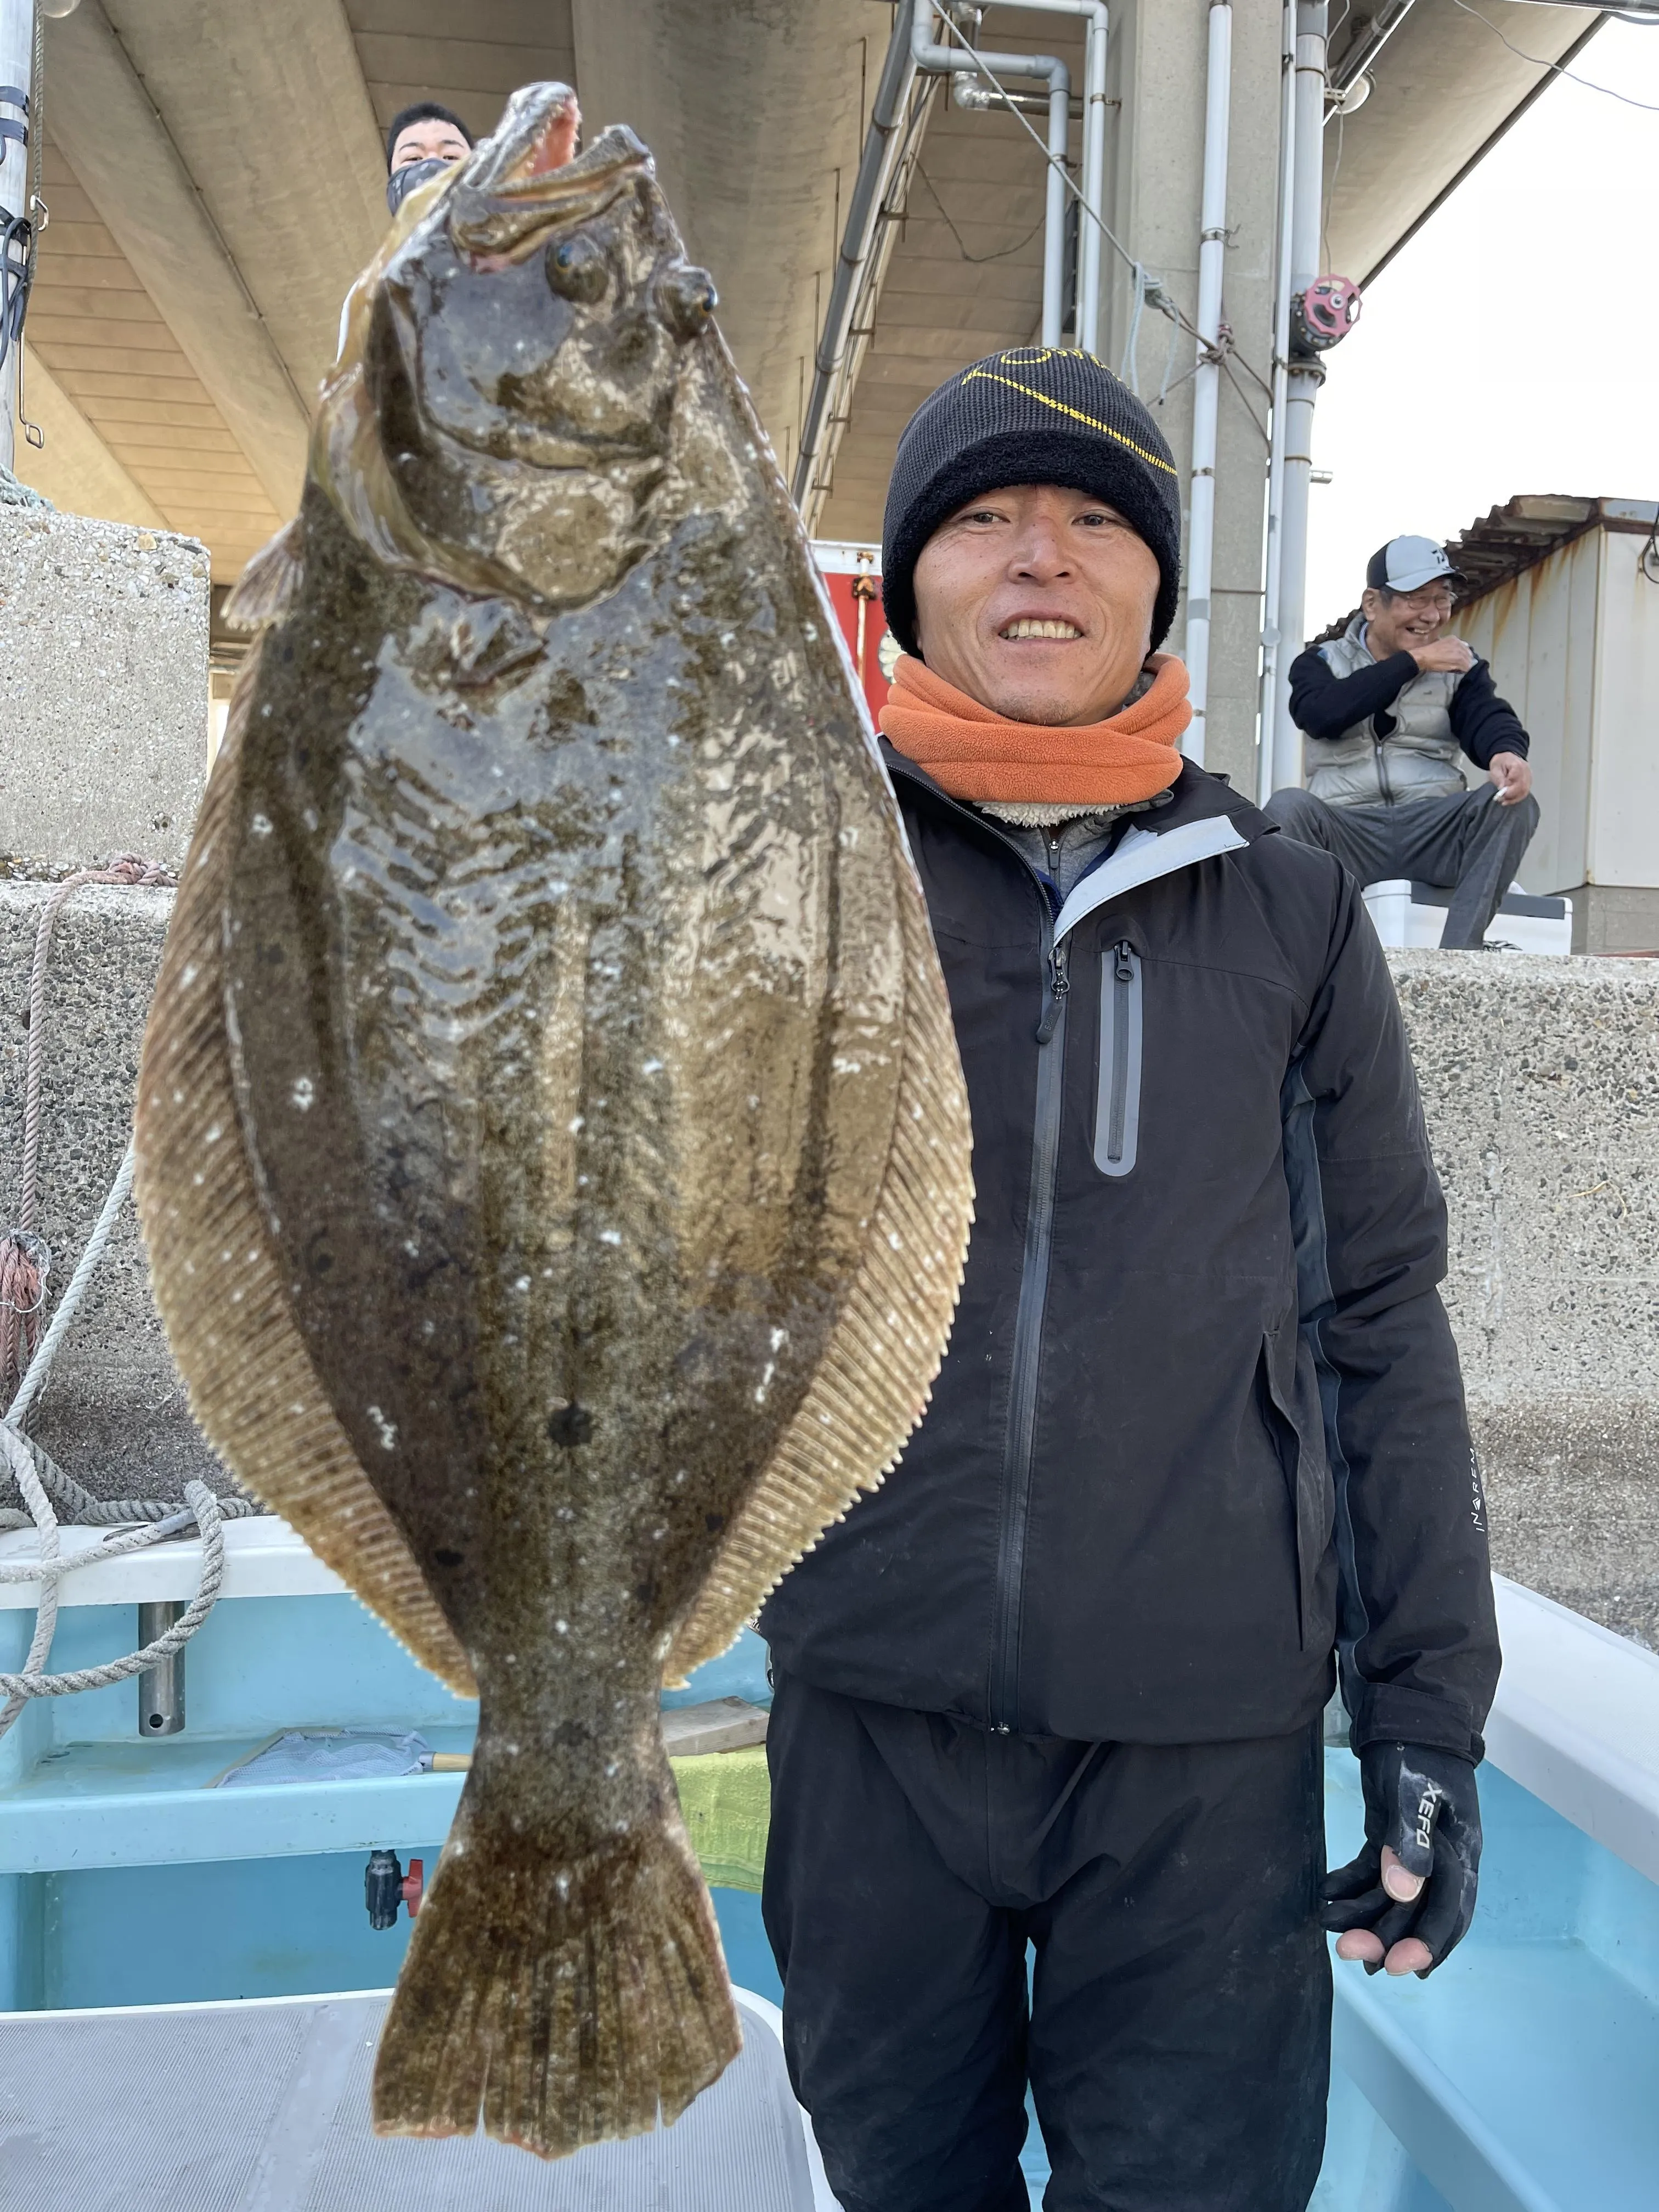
[760,755,1500,1761]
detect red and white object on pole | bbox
[812,540,898,723]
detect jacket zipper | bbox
[870,768,1096,1733]
[990,915,1069,1733]
[1372,730,1394,805]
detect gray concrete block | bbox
[1392,949,1659,1646]
[0,511,210,872]
[0,879,228,1505]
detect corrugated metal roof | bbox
[1451,495,1659,606]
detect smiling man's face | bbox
[910,483,1161,726]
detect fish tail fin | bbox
[373,1778,741,2158]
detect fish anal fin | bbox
[222,519,304,632]
[665,850,975,1681]
[133,653,476,1699]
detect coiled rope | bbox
[0,867,257,1743]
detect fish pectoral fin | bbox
[222,518,305,631]
[665,848,976,1681]
[373,1771,739,2155]
[133,654,476,1699]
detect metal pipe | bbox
[1268,0,1328,795]
[137,1601,185,1736]
[0,0,34,477]
[1324,0,1417,113]
[1181,0,1232,766]
[910,0,1070,347]
[1076,1,1109,354]
[791,2,920,517]
[1257,0,1299,804]
[937,0,1110,353]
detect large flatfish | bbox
[133,82,973,2159]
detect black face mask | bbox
[387,156,452,217]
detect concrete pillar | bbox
[1101,0,1282,798]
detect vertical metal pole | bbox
[1269,0,1328,794]
[137,1602,186,1736]
[0,0,34,477]
[1182,0,1232,765]
[1257,0,1299,803]
[1077,4,1109,356]
[1041,72,1069,347]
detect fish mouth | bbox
[450,90,652,259]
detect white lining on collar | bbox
[1052,814,1249,947]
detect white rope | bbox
[7,1139,136,1428]
[0,1138,243,1740]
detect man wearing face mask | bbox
[385,101,476,217]
[336,104,479,364]
[1266,537,1539,950]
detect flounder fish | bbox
[133,82,973,2159]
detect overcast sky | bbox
[1305,14,1659,629]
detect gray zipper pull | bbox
[1036,937,1070,1045]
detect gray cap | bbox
[1366,536,1464,594]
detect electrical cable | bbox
[1448,0,1659,109]
[915,161,1049,264]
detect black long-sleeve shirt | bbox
[1289,645,1530,768]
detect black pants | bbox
[763,1671,1330,2212]
[1262,783,1540,950]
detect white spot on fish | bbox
[404,1239,419,1257]
[568,1115,584,1133]
[366,1405,397,1450]
[514,1276,531,1291]
[180,964,198,987]
[556,1872,571,1899]
[642,1058,663,1074]
[770,1328,788,1351]
[888,1231,903,1249]
[250,812,272,836]
[204,1122,222,1143]
[555,1619,568,1634]
[291,1076,314,1112]
[599,1229,622,1246]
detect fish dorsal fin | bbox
[133,654,476,1697]
[222,519,305,632]
[665,840,975,1683]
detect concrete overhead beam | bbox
[12,350,166,531]
[571,0,872,476]
[43,1,312,519]
[101,0,388,404]
[1324,2,1601,286]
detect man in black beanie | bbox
[759,348,1498,2212]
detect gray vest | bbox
[1305,617,1468,808]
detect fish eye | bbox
[546,233,608,303]
[658,262,717,344]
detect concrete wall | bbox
[5,889,1656,1648]
[1395,950,1659,1648]
[0,880,222,1504]
[0,510,209,872]
[1459,525,1659,955]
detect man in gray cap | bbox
[1266,535,1538,949]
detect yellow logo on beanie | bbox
[959,352,1179,478]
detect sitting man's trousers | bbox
[762,1668,1331,2212]
[1262,782,1541,950]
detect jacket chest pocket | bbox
[1093,940,1142,1177]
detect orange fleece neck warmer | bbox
[879,653,1191,807]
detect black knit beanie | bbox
[881,348,1183,658]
